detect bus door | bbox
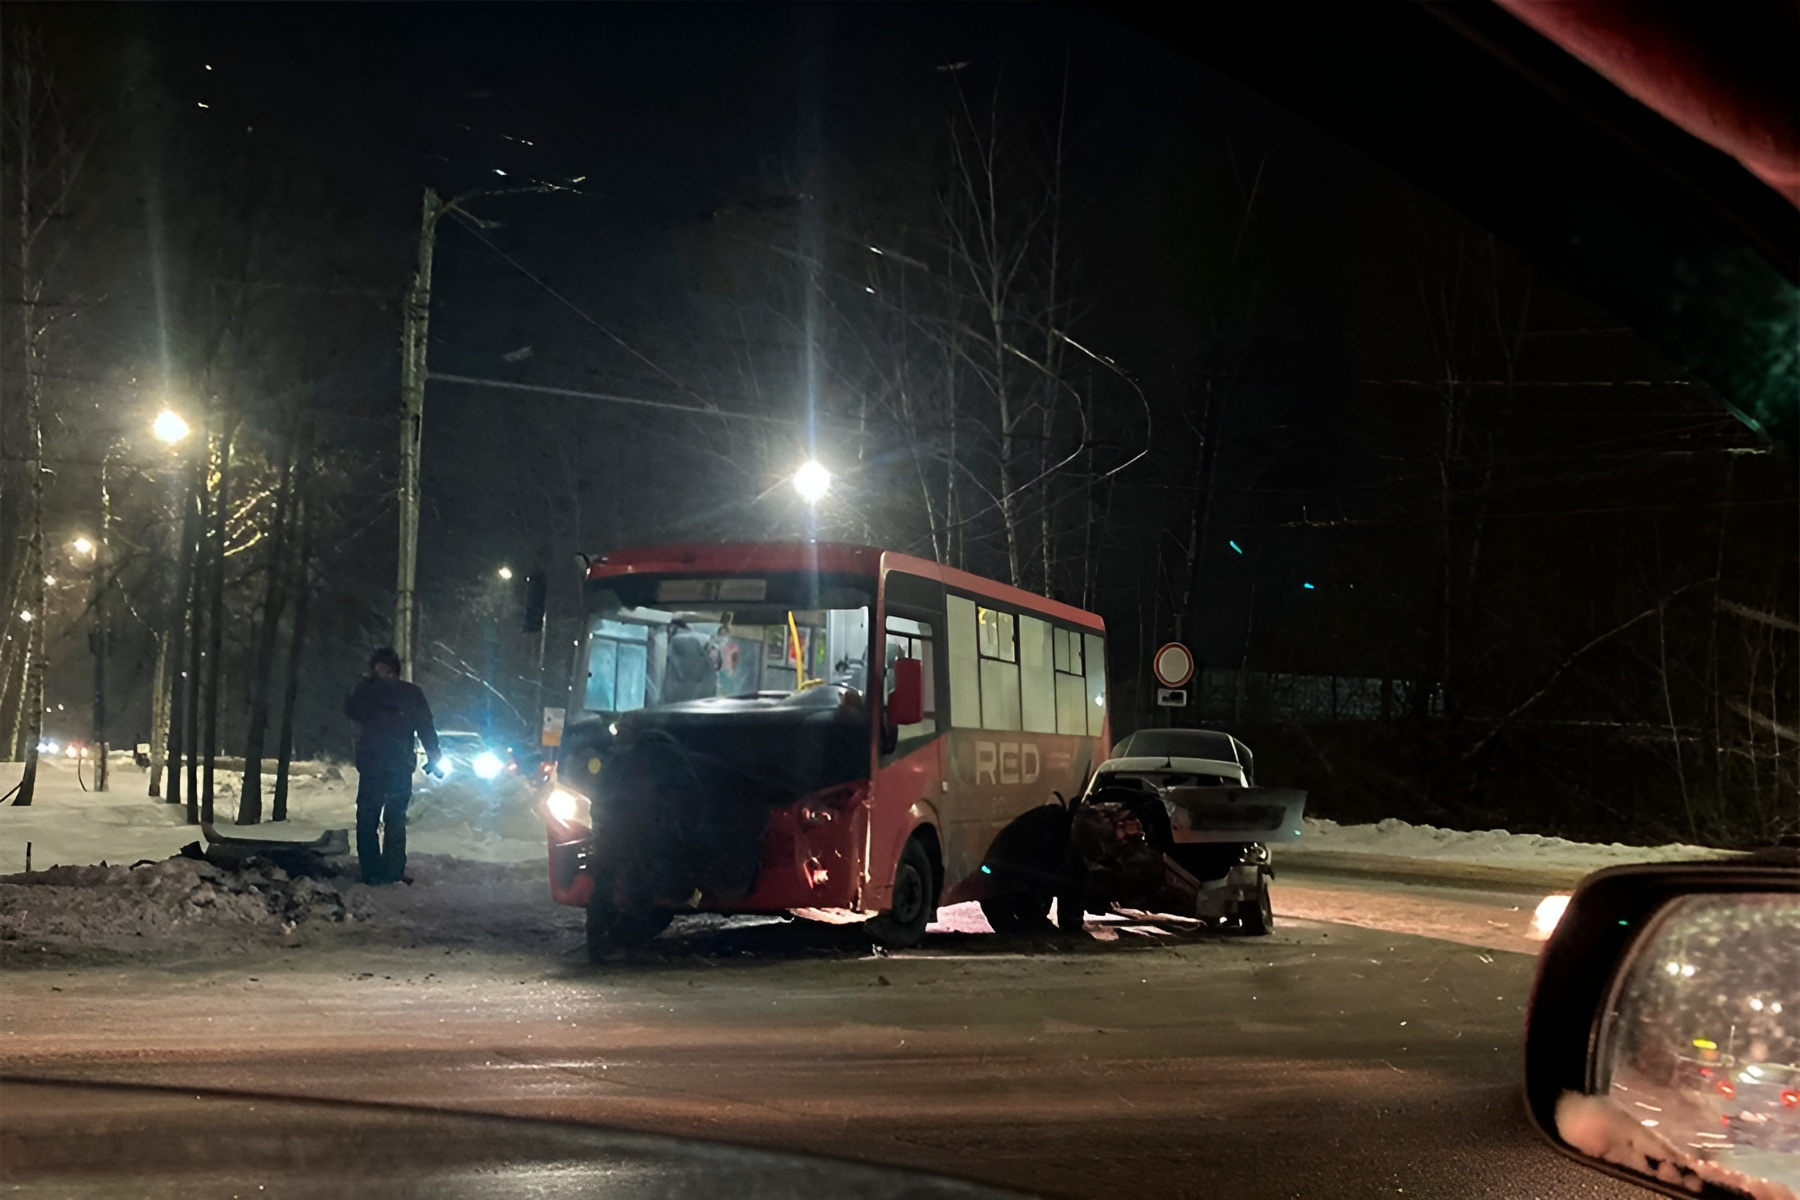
[871,571,947,908]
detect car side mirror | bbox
[886,657,923,729]
[1522,854,1799,1199]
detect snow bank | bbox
[0,758,545,876]
[0,851,581,964]
[1300,816,1732,874]
[0,856,355,960]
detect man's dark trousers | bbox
[356,765,413,884]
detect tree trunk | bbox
[165,453,203,808]
[1,643,22,760]
[11,594,44,808]
[272,501,313,824]
[1081,428,1096,611]
[201,426,235,825]
[147,631,171,797]
[1038,393,1054,597]
[8,23,93,805]
[91,464,111,792]
[0,553,31,754]
[184,436,212,825]
[9,41,46,806]
[946,358,961,571]
[994,323,1020,589]
[236,415,298,824]
[11,344,47,807]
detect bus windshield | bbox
[579,572,875,716]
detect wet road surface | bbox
[0,870,1637,1200]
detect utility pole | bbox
[1177,384,1225,644]
[395,187,443,681]
[395,181,563,678]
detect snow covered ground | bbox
[1298,815,1734,874]
[0,756,545,876]
[0,757,564,964]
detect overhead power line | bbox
[428,371,848,429]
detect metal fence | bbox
[1195,669,1442,723]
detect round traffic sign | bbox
[1152,642,1195,688]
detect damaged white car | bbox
[1058,729,1305,936]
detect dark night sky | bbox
[18,2,1783,761]
[113,4,1388,573]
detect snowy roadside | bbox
[1,758,572,966]
[1,852,583,966]
[0,758,546,876]
[1285,815,1737,888]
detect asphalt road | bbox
[0,864,1643,1200]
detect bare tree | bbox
[271,492,314,824]
[5,25,94,806]
[163,448,202,810]
[237,410,304,823]
[199,421,235,825]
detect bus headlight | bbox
[545,786,591,829]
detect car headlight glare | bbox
[546,786,590,827]
[472,751,503,780]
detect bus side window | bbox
[1054,627,1086,734]
[947,595,980,729]
[977,606,1021,730]
[884,617,938,738]
[1018,615,1056,733]
[1084,632,1107,736]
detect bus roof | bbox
[589,542,882,579]
[588,542,1104,631]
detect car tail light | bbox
[1716,1081,1736,1098]
[1781,1089,1799,1109]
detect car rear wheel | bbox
[867,837,934,949]
[980,889,1053,935]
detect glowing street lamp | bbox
[792,459,831,505]
[497,566,514,581]
[72,537,95,558]
[152,409,191,445]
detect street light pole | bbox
[395,187,443,682]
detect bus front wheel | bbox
[867,837,934,949]
[586,874,675,960]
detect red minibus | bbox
[541,542,1111,956]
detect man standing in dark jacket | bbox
[344,647,441,884]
